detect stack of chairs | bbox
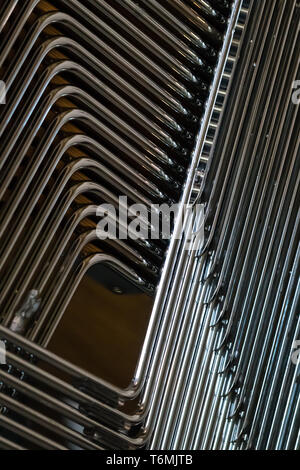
[0,0,233,449]
[149,0,299,450]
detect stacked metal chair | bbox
[0,0,298,451]
[148,0,300,450]
[0,0,235,449]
